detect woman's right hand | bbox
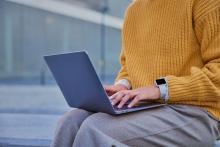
[104,84,129,96]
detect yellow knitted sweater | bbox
[116,0,220,120]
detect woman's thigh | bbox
[76,105,219,147]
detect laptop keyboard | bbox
[113,105,134,111]
[112,102,165,113]
[112,101,155,112]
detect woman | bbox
[51,0,220,146]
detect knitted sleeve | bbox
[167,6,220,104]
[115,49,131,84]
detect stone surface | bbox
[0,85,72,147]
[0,85,71,114]
[215,141,220,147]
[0,113,61,147]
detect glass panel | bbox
[0,0,132,84]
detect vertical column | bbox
[62,19,70,51]
[100,0,109,82]
[4,5,13,74]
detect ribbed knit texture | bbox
[116,0,220,120]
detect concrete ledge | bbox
[0,113,62,147]
[0,138,50,147]
[215,140,220,147]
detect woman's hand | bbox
[104,84,129,96]
[110,86,161,108]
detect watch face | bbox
[156,79,166,85]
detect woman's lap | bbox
[52,105,220,147]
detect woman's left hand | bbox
[110,86,161,108]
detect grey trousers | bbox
[51,105,220,147]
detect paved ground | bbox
[0,85,72,147]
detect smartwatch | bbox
[155,78,169,101]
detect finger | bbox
[111,92,125,105]
[128,96,141,108]
[111,92,124,105]
[104,85,113,92]
[109,92,118,100]
[110,90,128,99]
[117,91,137,108]
[106,90,116,97]
[106,87,118,97]
[117,95,130,108]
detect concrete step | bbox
[0,138,50,147]
[0,113,63,147]
[0,85,71,115]
[215,140,220,147]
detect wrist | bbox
[115,79,131,90]
[115,83,129,90]
[153,86,161,99]
[155,77,169,101]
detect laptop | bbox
[44,51,165,115]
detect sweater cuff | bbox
[115,79,132,90]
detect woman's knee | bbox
[52,109,92,147]
[57,109,93,131]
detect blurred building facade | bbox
[0,0,132,84]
